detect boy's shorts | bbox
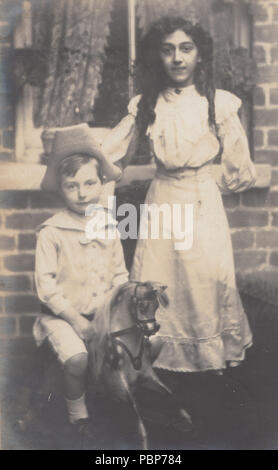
[47,320,88,364]
[33,306,96,364]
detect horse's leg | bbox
[118,370,148,450]
[139,365,192,432]
[147,336,164,364]
[151,368,192,430]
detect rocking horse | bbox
[88,280,191,449]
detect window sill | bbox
[0,162,272,191]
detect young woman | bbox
[103,17,256,374]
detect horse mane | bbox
[89,282,134,379]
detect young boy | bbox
[33,124,128,437]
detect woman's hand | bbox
[116,126,140,170]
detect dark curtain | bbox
[136,0,255,98]
[137,0,201,33]
[32,0,113,127]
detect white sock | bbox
[65,393,89,424]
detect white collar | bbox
[162,84,199,102]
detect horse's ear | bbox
[150,282,167,292]
[148,282,169,307]
[157,288,169,308]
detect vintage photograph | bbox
[0,0,278,451]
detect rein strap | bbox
[110,326,145,371]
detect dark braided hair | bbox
[136,17,221,146]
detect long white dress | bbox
[103,85,256,372]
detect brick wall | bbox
[0,191,64,341]
[1,0,278,344]
[251,0,278,270]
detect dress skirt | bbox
[130,162,252,372]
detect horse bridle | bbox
[110,283,160,370]
[130,283,161,336]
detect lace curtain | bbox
[32,0,113,127]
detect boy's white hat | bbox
[41,123,121,191]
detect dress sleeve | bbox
[35,227,72,315]
[100,94,141,164]
[214,90,257,194]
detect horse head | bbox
[129,281,169,337]
[89,281,169,377]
